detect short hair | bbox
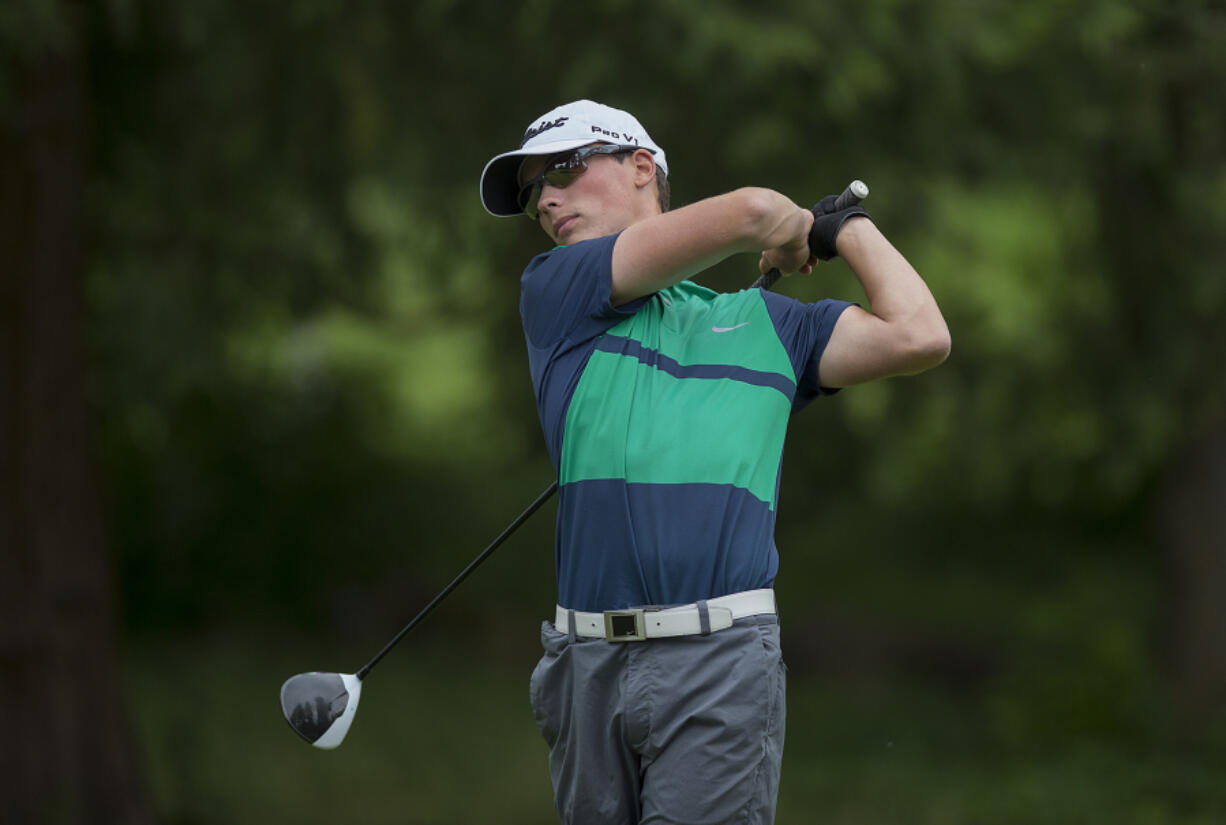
[654,167,671,213]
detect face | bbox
[518,145,653,245]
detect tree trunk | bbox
[1159,429,1226,723]
[0,10,153,824]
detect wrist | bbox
[800,205,816,238]
[833,214,873,257]
[788,206,815,252]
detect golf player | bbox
[479,100,949,825]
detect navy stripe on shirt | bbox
[594,335,796,400]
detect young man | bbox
[479,100,949,825]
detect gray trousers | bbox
[529,614,786,825]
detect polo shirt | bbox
[521,233,851,611]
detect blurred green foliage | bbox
[75,0,1226,627]
[6,0,1226,820]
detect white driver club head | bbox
[280,671,362,749]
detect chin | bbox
[561,225,604,244]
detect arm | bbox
[609,188,815,306]
[817,217,951,387]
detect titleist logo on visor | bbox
[521,117,569,146]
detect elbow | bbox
[905,324,952,374]
[892,316,950,375]
[924,327,953,369]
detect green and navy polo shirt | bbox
[521,233,851,612]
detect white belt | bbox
[554,588,777,642]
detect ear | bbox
[630,149,657,190]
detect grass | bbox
[127,632,552,825]
[126,632,1226,825]
[780,682,1226,825]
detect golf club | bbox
[280,480,558,748]
[280,178,868,749]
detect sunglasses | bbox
[517,144,639,220]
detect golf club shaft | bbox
[355,479,559,680]
[752,179,868,291]
[350,188,866,681]
[284,189,888,747]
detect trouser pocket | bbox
[529,620,572,747]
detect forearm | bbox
[832,218,951,376]
[611,188,811,305]
[837,219,931,318]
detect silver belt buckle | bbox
[603,609,647,642]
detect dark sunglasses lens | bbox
[519,154,587,218]
[520,184,542,219]
[548,163,586,186]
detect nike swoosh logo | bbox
[712,322,750,333]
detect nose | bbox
[536,183,563,216]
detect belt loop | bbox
[567,609,577,644]
[696,600,711,635]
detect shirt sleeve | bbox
[519,233,649,350]
[759,290,856,412]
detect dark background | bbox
[3,1,1225,822]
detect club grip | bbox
[753,179,868,291]
[832,179,869,211]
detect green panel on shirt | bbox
[610,282,796,378]
[559,284,795,508]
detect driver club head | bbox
[280,671,362,749]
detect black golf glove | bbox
[808,195,871,261]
